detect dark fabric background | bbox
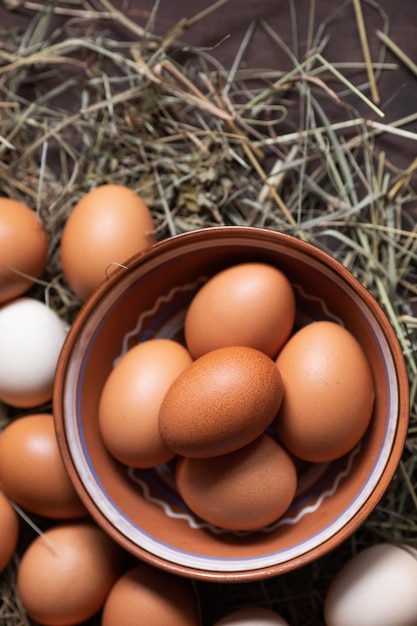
[1,0,416,173]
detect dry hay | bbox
[0,1,417,624]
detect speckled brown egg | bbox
[99,339,193,468]
[184,262,296,359]
[159,346,283,458]
[17,520,123,626]
[0,491,19,573]
[0,413,86,519]
[60,184,156,301]
[175,433,297,531]
[274,320,375,463]
[102,564,201,626]
[0,197,49,305]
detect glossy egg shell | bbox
[102,564,201,626]
[0,413,86,519]
[0,298,67,408]
[17,521,123,626]
[60,184,156,301]
[98,339,193,468]
[274,320,375,462]
[324,543,417,626]
[0,198,49,304]
[184,262,295,359]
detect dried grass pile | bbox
[0,1,417,624]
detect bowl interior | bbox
[54,227,409,581]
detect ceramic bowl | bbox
[54,226,409,582]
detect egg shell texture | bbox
[0,413,86,519]
[324,543,417,626]
[0,491,19,573]
[159,346,284,458]
[214,607,290,625]
[175,433,297,531]
[17,521,123,626]
[274,320,375,462]
[102,564,201,626]
[60,184,156,302]
[98,339,193,468]
[0,198,49,304]
[0,298,67,408]
[184,262,296,359]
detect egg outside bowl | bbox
[54,226,409,582]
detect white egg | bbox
[324,543,417,626]
[0,298,67,407]
[213,607,290,625]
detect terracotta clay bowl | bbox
[54,226,409,582]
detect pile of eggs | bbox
[98,260,375,532]
[0,184,157,410]
[1,184,413,626]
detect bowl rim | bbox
[53,225,410,581]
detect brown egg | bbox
[0,413,86,519]
[60,184,156,301]
[159,346,283,458]
[17,520,123,626]
[184,262,296,359]
[175,433,297,531]
[0,197,49,304]
[102,564,201,626]
[0,491,19,573]
[99,339,193,468]
[274,321,375,463]
[214,607,290,625]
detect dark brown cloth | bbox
[1,0,416,173]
